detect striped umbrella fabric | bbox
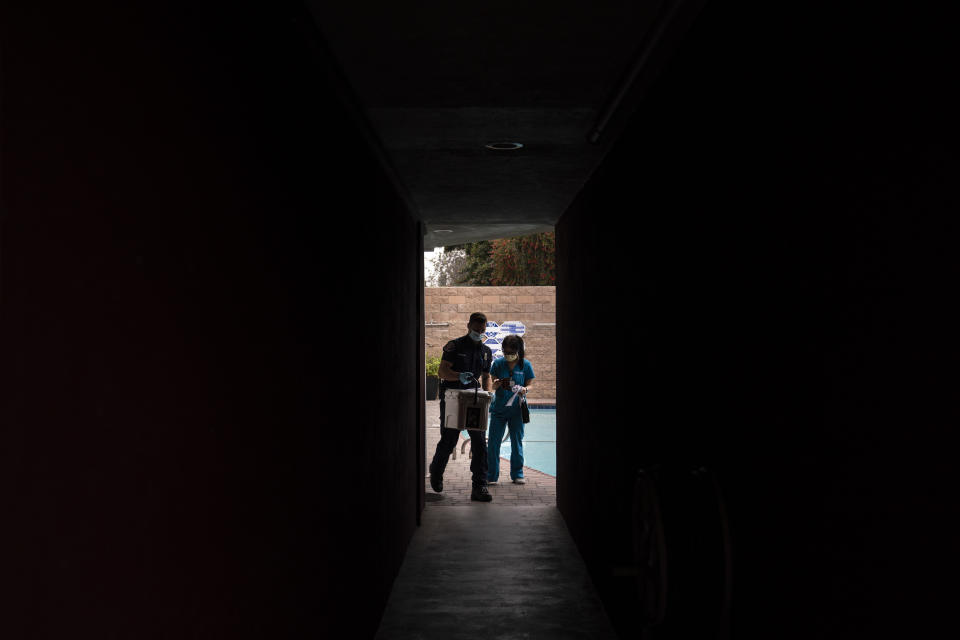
[483,335,503,359]
[498,320,526,336]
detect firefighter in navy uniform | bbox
[429,312,494,502]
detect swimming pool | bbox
[497,407,556,477]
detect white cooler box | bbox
[442,388,493,431]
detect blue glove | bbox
[459,371,475,385]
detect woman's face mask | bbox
[504,353,518,362]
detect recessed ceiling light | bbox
[434,229,453,233]
[485,142,524,151]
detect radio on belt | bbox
[442,386,493,431]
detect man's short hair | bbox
[469,312,487,325]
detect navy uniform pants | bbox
[430,390,488,486]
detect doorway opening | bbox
[421,233,557,506]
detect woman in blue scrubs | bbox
[486,335,535,484]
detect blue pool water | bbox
[498,408,556,477]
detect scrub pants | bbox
[430,391,488,486]
[487,409,525,482]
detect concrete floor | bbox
[374,506,618,639]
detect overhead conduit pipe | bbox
[588,0,709,146]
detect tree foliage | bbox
[427,247,467,286]
[457,240,494,285]
[489,232,555,285]
[438,232,555,286]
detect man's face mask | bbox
[469,330,484,342]
[504,353,518,362]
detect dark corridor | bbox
[3,2,957,639]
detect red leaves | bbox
[486,232,555,285]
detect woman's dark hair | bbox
[501,334,525,363]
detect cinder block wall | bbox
[425,286,556,400]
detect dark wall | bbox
[557,3,957,639]
[2,3,420,637]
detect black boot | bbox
[429,464,443,493]
[471,484,492,502]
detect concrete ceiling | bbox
[306,1,671,247]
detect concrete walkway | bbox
[423,400,556,506]
[374,506,618,639]
[375,403,616,639]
